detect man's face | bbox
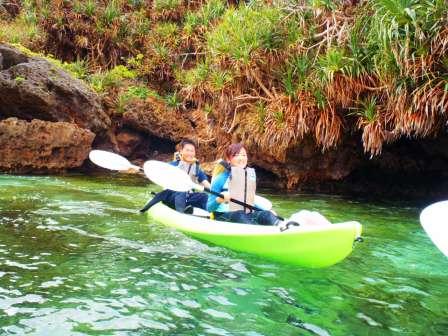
[180,144,196,163]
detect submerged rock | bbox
[0,44,110,134]
[0,118,95,173]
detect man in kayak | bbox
[207,143,279,225]
[140,139,211,213]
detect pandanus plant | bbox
[3,0,446,158]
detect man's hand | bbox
[121,167,140,174]
[201,180,211,190]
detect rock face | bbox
[248,137,362,189]
[0,45,445,199]
[0,44,110,134]
[0,118,95,173]
[115,128,145,157]
[0,1,21,18]
[122,99,193,142]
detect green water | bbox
[0,175,447,335]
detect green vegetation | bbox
[1,44,89,81]
[164,91,182,109]
[176,61,210,87]
[0,0,446,156]
[14,76,26,84]
[317,48,349,84]
[356,97,378,124]
[207,6,284,64]
[209,69,233,91]
[184,0,226,34]
[82,1,97,17]
[90,65,136,92]
[0,2,45,48]
[153,0,182,12]
[101,1,122,26]
[63,59,90,80]
[115,85,159,114]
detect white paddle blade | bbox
[255,195,272,210]
[143,160,195,192]
[420,200,448,257]
[89,150,139,171]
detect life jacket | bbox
[174,152,200,184]
[221,164,256,213]
[212,159,231,177]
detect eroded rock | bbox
[115,128,145,157]
[0,117,95,172]
[122,98,193,142]
[0,1,21,19]
[0,44,110,134]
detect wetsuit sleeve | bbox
[206,172,228,212]
[196,168,208,183]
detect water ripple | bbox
[1,175,448,336]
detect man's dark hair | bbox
[179,139,196,149]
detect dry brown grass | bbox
[7,0,447,161]
[361,121,384,156]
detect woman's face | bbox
[229,148,248,168]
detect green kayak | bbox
[148,203,362,268]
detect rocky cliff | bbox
[0,40,447,199]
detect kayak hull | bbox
[148,203,362,268]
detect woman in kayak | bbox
[207,143,279,225]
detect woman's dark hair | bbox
[224,143,246,161]
[179,139,196,149]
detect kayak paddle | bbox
[89,150,142,172]
[420,200,448,257]
[143,160,284,220]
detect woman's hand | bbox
[217,191,230,203]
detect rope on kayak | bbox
[279,221,300,232]
[353,236,364,248]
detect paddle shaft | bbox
[204,187,284,221]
